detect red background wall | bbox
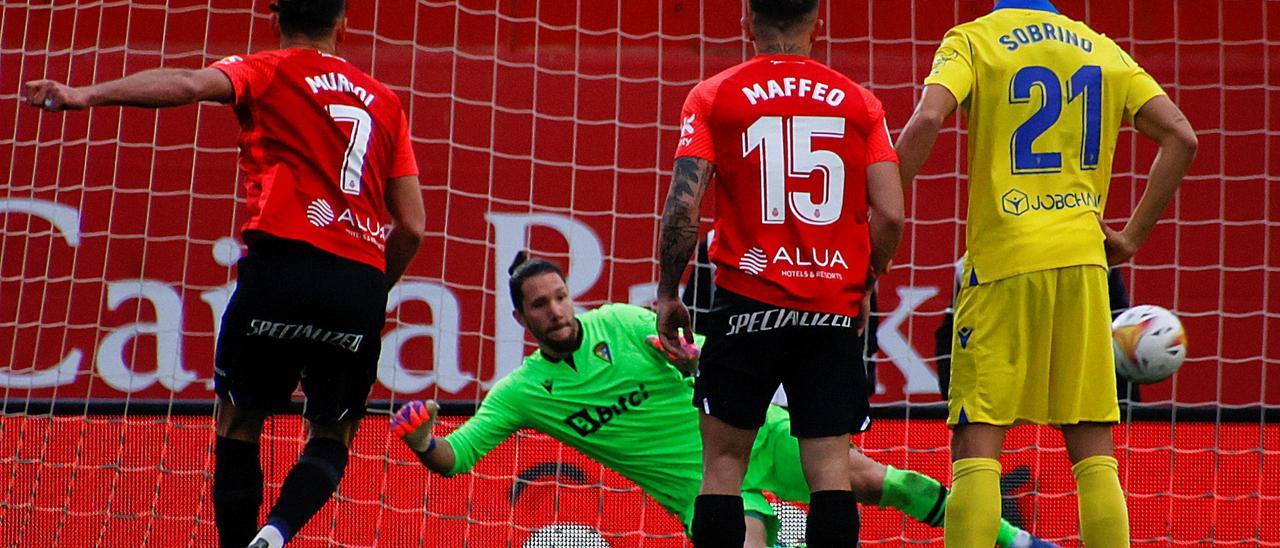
[2,0,1278,407]
[1,1,1278,545]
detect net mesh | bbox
[1,0,1277,546]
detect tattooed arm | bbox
[655,156,714,360]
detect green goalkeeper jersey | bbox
[444,303,805,531]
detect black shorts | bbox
[693,288,871,438]
[214,238,387,425]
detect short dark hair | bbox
[508,252,565,312]
[749,0,820,30]
[270,0,345,40]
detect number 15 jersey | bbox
[674,54,897,317]
[212,49,418,272]
[924,2,1166,283]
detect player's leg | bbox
[252,418,360,548]
[695,414,759,547]
[1062,423,1128,546]
[250,346,380,548]
[781,314,867,548]
[211,245,301,548]
[213,402,270,548]
[739,494,778,548]
[945,424,1007,547]
[944,268,1048,547]
[692,289,783,547]
[244,242,388,548]
[751,407,1054,548]
[742,516,767,548]
[249,352,372,548]
[797,436,858,547]
[849,452,1055,548]
[1054,265,1128,546]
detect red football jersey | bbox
[674,54,897,316]
[211,48,418,271]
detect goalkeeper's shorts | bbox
[214,236,387,424]
[947,264,1120,426]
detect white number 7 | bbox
[326,104,373,196]
[742,115,846,225]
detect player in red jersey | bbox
[655,1,903,545]
[23,2,425,547]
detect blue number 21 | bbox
[1009,65,1102,174]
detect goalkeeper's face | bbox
[514,272,578,353]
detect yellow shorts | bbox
[947,264,1120,426]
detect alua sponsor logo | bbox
[772,247,848,269]
[307,198,336,227]
[739,247,768,275]
[739,246,849,277]
[306,197,392,242]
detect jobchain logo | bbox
[1001,189,1030,216]
[1002,188,1102,216]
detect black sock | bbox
[214,436,263,548]
[264,437,349,543]
[806,490,859,547]
[692,494,745,547]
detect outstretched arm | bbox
[1099,95,1197,265]
[393,389,524,477]
[23,67,234,111]
[894,85,959,190]
[654,156,713,360]
[392,400,456,475]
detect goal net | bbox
[1,0,1276,546]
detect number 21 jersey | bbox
[212,49,418,272]
[924,4,1165,283]
[674,54,897,316]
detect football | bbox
[1112,305,1188,384]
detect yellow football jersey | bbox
[924,0,1166,283]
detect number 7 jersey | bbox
[211,49,418,272]
[674,54,898,317]
[924,3,1166,283]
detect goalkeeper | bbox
[392,256,1054,547]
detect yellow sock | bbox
[1073,455,1130,546]
[944,458,1001,547]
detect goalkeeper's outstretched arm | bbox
[394,394,522,477]
[392,400,456,475]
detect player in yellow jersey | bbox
[895,0,1197,545]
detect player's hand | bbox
[1098,215,1138,265]
[654,296,695,361]
[645,334,700,368]
[391,399,439,453]
[23,80,89,112]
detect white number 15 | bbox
[743,115,846,226]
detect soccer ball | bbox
[1112,305,1187,384]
